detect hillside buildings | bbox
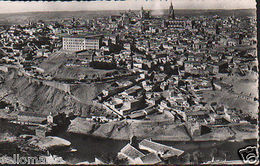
[0,2,257,165]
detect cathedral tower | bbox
[169,1,175,20]
[140,6,144,18]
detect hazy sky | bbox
[0,0,256,14]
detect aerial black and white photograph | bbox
[0,0,259,165]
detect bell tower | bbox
[169,1,175,20]
[140,6,144,18]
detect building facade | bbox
[163,19,192,29]
[62,35,103,51]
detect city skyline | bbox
[0,0,258,165]
[0,0,256,14]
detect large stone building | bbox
[163,19,192,29]
[163,1,192,29]
[62,35,103,52]
[140,6,150,19]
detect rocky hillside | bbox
[67,118,191,141]
[0,68,113,117]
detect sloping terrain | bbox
[0,69,111,117]
[201,73,258,119]
[67,117,191,141]
[39,52,115,80]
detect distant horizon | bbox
[0,8,256,15]
[0,0,256,14]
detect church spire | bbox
[169,0,175,20]
[140,6,144,18]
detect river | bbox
[56,132,257,164]
[0,119,257,164]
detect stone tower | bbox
[169,1,175,20]
[140,6,144,18]
[91,51,96,62]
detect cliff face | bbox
[67,117,258,142]
[0,69,110,117]
[67,117,192,141]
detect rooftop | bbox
[119,143,145,160]
[140,152,162,164]
[17,112,47,118]
[139,139,184,157]
[62,34,103,39]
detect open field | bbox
[40,51,117,80]
[201,73,258,118]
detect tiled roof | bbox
[128,111,146,119]
[140,153,162,164]
[62,34,103,39]
[139,139,184,157]
[17,112,47,118]
[120,143,145,160]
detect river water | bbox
[0,119,257,164]
[56,132,257,164]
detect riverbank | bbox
[56,131,257,164]
[0,119,71,164]
[0,133,17,143]
[0,134,71,164]
[1,118,257,165]
[67,117,257,142]
[27,136,71,150]
[67,117,191,141]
